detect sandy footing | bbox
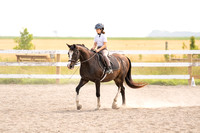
[0,84,200,132]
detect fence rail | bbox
[0,62,200,67]
[1,49,200,54]
[0,74,190,79]
[1,50,200,85]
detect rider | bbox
[91,23,113,74]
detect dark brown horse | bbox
[67,44,147,110]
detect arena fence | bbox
[0,50,200,85]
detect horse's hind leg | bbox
[112,86,121,109]
[121,85,126,106]
[112,80,122,109]
[75,78,89,110]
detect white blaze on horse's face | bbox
[67,50,74,69]
[69,50,73,61]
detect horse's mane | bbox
[74,44,90,50]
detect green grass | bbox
[132,67,200,75]
[1,36,200,40]
[1,66,199,75]
[0,65,200,85]
[0,36,17,39]
[0,78,199,85]
[0,66,78,75]
[33,37,200,40]
[135,79,200,86]
[108,37,200,40]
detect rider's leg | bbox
[101,50,113,74]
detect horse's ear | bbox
[66,43,71,48]
[71,44,76,49]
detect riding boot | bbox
[106,66,113,74]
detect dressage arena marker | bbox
[191,77,196,87]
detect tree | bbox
[182,42,187,58]
[13,28,35,50]
[190,36,198,50]
[189,36,200,58]
[139,54,143,61]
[182,42,187,50]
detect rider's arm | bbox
[91,42,97,50]
[96,42,107,52]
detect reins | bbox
[68,66,80,79]
[68,52,97,65]
[80,52,97,64]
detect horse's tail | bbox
[125,57,148,89]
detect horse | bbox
[66,44,147,110]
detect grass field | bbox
[0,37,200,85]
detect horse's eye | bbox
[68,53,69,57]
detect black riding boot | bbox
[106,66,113,74]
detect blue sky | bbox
[0,0,200,37]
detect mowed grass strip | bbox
[1,66,199,75]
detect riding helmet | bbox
[95,23,104,30]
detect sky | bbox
[0,0,200,37]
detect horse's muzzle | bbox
[67,63,74,69]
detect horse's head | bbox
[66,44,80,69]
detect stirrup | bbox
[106,68,113,74]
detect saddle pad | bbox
[109,56,119,70]
[97,54,119,71]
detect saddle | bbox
[97,53,119,71]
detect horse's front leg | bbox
[75,78,89,110]
[95,80,101,110]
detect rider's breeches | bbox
[100,49,111,67]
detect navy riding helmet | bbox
[95,23,104,30]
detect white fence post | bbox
[188,54,192,85]
[56,54,61,84]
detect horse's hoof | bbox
[95,106,101,110]
[95,108,100,111]
[77,104,82,110]
[121,104,126,108]
[112,103,119,109]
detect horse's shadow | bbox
[52,107,139,114]
[53,108,115,113]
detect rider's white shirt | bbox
[94,34,107,47]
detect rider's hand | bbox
[96,49,100,53]
[91,48,96,53]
